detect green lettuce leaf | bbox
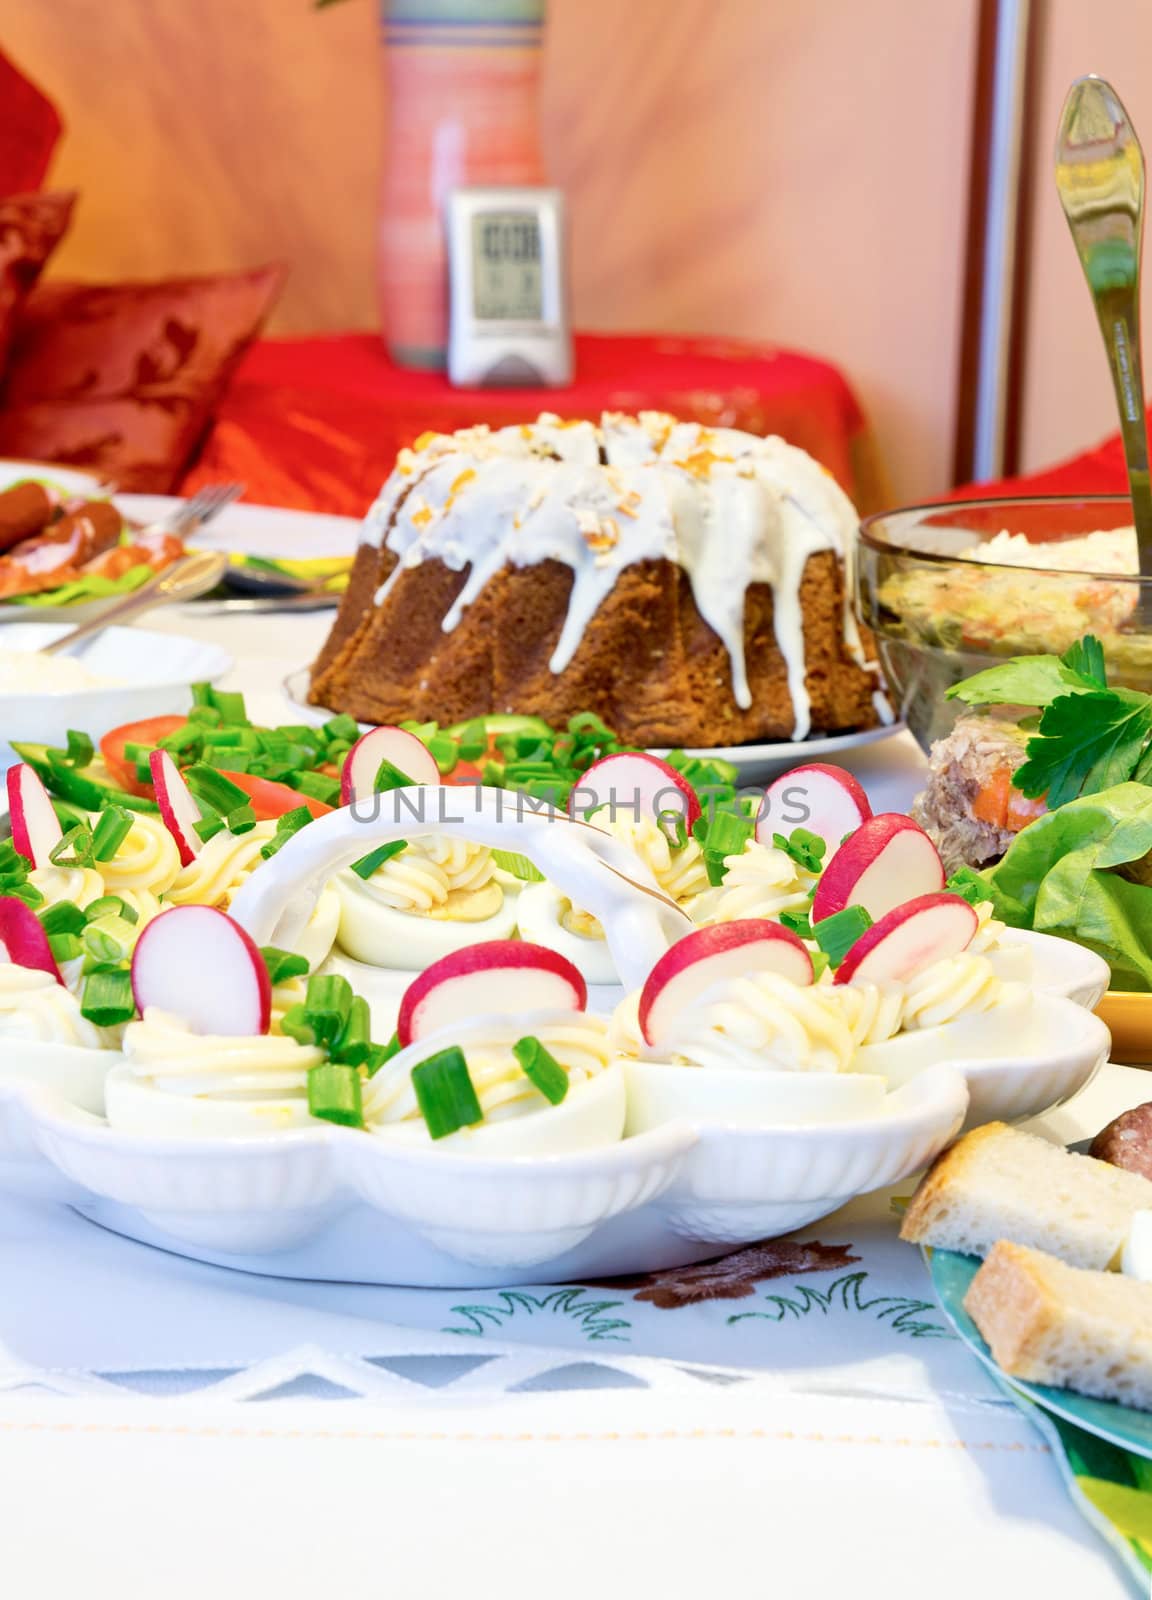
[982,782,1152,990]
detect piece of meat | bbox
[79,531,183,582]
[0,501,124,598]
[0,482,61,553]
[911,713,1046,873]
[1090,1103,1152,1181]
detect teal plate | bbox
[927,1248,1152,1461]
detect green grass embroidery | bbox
[727,1271,952,1340]
[444,1288,632,1343]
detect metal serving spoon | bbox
[1055,75,1152,621]
[40,550,229,656]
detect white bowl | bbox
[0,623,232,771]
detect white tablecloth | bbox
[0,604,1140,1598]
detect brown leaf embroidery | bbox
[587,1240,861,1309]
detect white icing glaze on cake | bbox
[363,413,875,739]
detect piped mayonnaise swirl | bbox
[613,950,1013,1076]
[28,864,163,927]
[364,1011,613,1131]
[119,1008,323,1100]
[685,838,818,926]
[98,814,181,898]
[0,964,110,1048]
[165,821,277,908]
[348,835,502,918]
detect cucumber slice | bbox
[9,743,159,814]
[444,713,555,741]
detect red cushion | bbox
[0,265,285,491]
[0,190,73,373]
[0,51,62,195]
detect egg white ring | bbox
[0,1043,120,1117]
[514,882,618,985]
[622,1058,889,1134]
[333,872,519,970]
[104,1063,314,1138]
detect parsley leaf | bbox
[1014,689,1152,807]
[1060,633,1107,688]
[946,653,1099,708]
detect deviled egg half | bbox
[613,888,1032,1135]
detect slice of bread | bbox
[900,1122,1152,1269]
[965,1240,1152,1411]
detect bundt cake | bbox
[309,412,885,746]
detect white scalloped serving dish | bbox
[0,989,1111,1287]
[0,1063,969,1284]
[0,792,1116,1285]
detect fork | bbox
[161,481,244,538]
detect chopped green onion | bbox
[512,1036,569,1105]
[481,759,505,787]
[209,749,252,774]
[64,729,94,768]
[184,763,249,814]
[773,827,827,875]
[490,848,544,882]
[224,803,258,836]
[158,723,204,759]
[49,825,93,868]
[80,966,136,1027]
[427,734,458,774]
[656,809,689,850]
[8,882,44,909]
[331,995,372,1067]
[194,813,226,844]
[278,1003,315,1048]
[373,757,415,793]
[455,718,488,761]
[809,949,831,982]
[699,808,755,885]
[259,806,314,861]
[84,895,136,925]
[39,901,87,936]
[302,973,353,1050]
[0,839,31,878]
[91,805,133,862]
[82,916,137,964]
[812,905,873,967]
[779,907,813,941]
[322,713,360,745]
[287,770,342,806]
[350,840,408,880]
[307,1061,363,1129]
[187,704,223,728]
[261,946,311,986]
[47,931,82,965]
[411,1046,484,1139]
[365,1031,401,1077]
[196,686,249,725]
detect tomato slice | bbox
[444,760,485,786]
[100,715,187,796]
[222,771,333,820]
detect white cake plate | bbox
[282,667,905,784]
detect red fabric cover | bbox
[180,332,868,514]
[954,433,1131,500]
[0,266,285,491]
[0,190,73,374]
[0,52,62,196]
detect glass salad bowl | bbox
[855,494,1152,751]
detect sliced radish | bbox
[7,764,63,869]
[0,895,62,982]
[131,906,271,1036]
[639,920,814,1048]
[811,813,944,924]
[341,726,440,804]
[758,763,871,856]
[570,752,702,832]
[397,940,587,1047]
[834,892,978,986]
[150,749,204,867]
